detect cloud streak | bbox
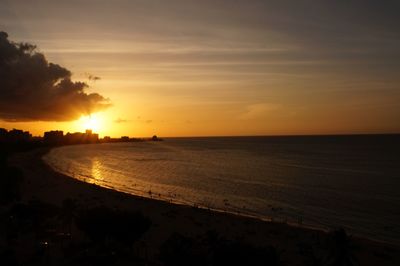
[0,31,110,122]
[238,103,280,120]
[114,118,128,123]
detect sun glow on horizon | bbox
[76,114,104,134]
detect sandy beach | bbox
[1,147,399,265]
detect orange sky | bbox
[1,1,399,137]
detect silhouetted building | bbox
[8,129,32,142]
[64,130,99,144]
[85,129,98,143]
[121,136,130,141]
[90,133,99,143]
[44,130,64,144]
[0,128,7,140]
[0,128,32,143]
[152,135,162,141]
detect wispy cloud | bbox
[85,72,101,82]
[115,116,153,124]
[114,118,128,123]
[135,116,153,124]
[238,103,281,120]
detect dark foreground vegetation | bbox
[1,197,281,266]
[0,195,364,266]
[159,231,279,266]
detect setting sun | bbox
[77,114,103,133]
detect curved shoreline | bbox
[44,147,330,233]
[8,147,400,265]
[43,144,399,247]
[42,149,398,247]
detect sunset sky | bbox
[1,0,399,137]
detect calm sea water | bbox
[43,135,400,245]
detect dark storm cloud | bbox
[0,31,110,122]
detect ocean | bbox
[43,135,400,245]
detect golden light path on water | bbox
[91,158,104,183]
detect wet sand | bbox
[6,148,400,265]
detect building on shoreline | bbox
[0,128,32,143]
[64,130,99,144]
[44,130,64,144]
[1,127,161,146]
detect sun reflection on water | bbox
[91,158,104,184]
